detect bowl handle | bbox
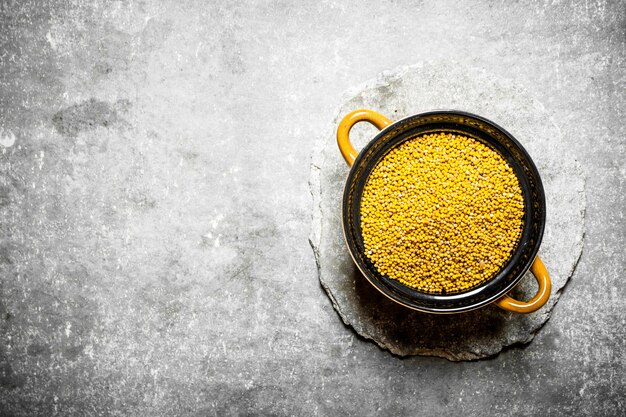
[337,109,392,166]
[495,256,552,313]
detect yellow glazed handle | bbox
[337,109,392,166]
[495,256,552,314]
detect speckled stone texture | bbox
[0,0,624,416]
[310,62,585,360]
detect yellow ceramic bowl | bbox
[337,109,551,314]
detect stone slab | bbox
[310,62,586,360]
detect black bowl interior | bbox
[342,111,546,313]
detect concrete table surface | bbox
[0,1,624,416]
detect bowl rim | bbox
[341,109,546,313]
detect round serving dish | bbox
[337,109,551,314]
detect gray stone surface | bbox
[310,62,586,360]
[0,0,624,416]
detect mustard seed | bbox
[360,132,525,294]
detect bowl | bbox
[337,109,551,314]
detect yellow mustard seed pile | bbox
[360,132,525,294]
